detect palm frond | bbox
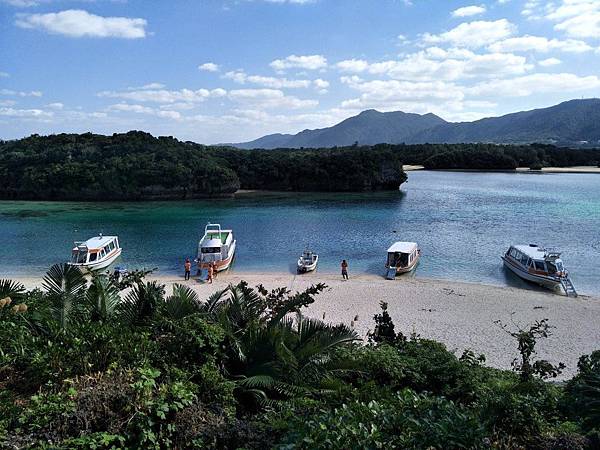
[42,263,87,330]
[164,284,201,320]
[0,279,26,301]
[86,274,121,322]
[118,280,165,325]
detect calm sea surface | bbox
[1,171,599,294]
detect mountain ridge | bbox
[231,99,600,149]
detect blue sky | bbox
[1,0,600,143]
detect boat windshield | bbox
[72,251,88,264]
[201,247,221,254]
[547,261,564,274]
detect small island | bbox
[1,132,599,201]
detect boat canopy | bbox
[513,244,561,261]
[387,242,417,254]
[73,235,117,251]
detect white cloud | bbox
[129,83,166,90]
[1,0,39,6]
[0,88,42,97]
[336,59,370,73]
[109,103,182,119]
[469,72,600,97]
[452,5,486,17]
[224,70,312,88]
[260,0,316,3]
[228,88,318,109]
[339,77,465,112]
[0,72,9,78]
[546,0,600,38]
[199,62,220,72]
[488,35,592,53]
[46,102,64,109]
[538,57,562,66]
[270,54,327,71]
[422,19,516,48]
[335,48,532,81]
[0,107,53,118]
[98,87,226,103]
[15,9,148,39]
[223,70,329,92]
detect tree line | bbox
[1,132,599,201]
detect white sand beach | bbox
[16,271,600,379]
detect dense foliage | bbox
[1,266,599,449]
[2,132,599,200]
[0,132,407,200]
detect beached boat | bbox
[69,235,122,271]
[297,249,318,273]
[386,242,420,279]
[197,223,236,272]
[501,244,577,297]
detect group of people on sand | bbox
[183,257,218,284]
[184,257,350,281]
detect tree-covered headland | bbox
[1,132,599,201]
[0,267,599,449]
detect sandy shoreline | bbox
[12,271,600,379]
[402,165,600,174]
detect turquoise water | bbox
[1,171,599,294]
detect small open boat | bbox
[68,235,122,271]
[297,249,318,273]
[385,242,420,279]
[197,223,236,272]
[502,244,577,296]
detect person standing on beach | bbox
[212,262,218,280]
[341,260,349,280]
[184,258,192,281]
[207,263,214,284]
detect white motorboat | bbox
[385,242,420,279]
[297,250,318,273]
[501,244,577,297]
[197,223,236,272]
[69,235,122,271]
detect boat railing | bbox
[204,222,222,234]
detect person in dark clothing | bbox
[184,258,192,280]
[341,260,349,280]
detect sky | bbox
[1,0,600,144]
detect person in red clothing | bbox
[184,258,192,280]
[341,260,349,280]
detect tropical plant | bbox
[495,317,565,382]
[42,263,87,330]
[118,280,165,325]
[86,274,121,322]
[0,279,26,301]
[163,283,201,320]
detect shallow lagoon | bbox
[1,171,599,294]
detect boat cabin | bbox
[387,242,419,269]
[197,223,236,271]
[70,235,121,268]
[505,244,564,277]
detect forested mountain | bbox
[409,99,600,146]
[234,99,600,149]
[233,110,446,149]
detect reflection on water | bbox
[0,171,598,294]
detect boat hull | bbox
[199,241,236,272]
[388,253,420,275]
[501,256,561,290]
[297,256,318,273]
[69,248,122,272]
